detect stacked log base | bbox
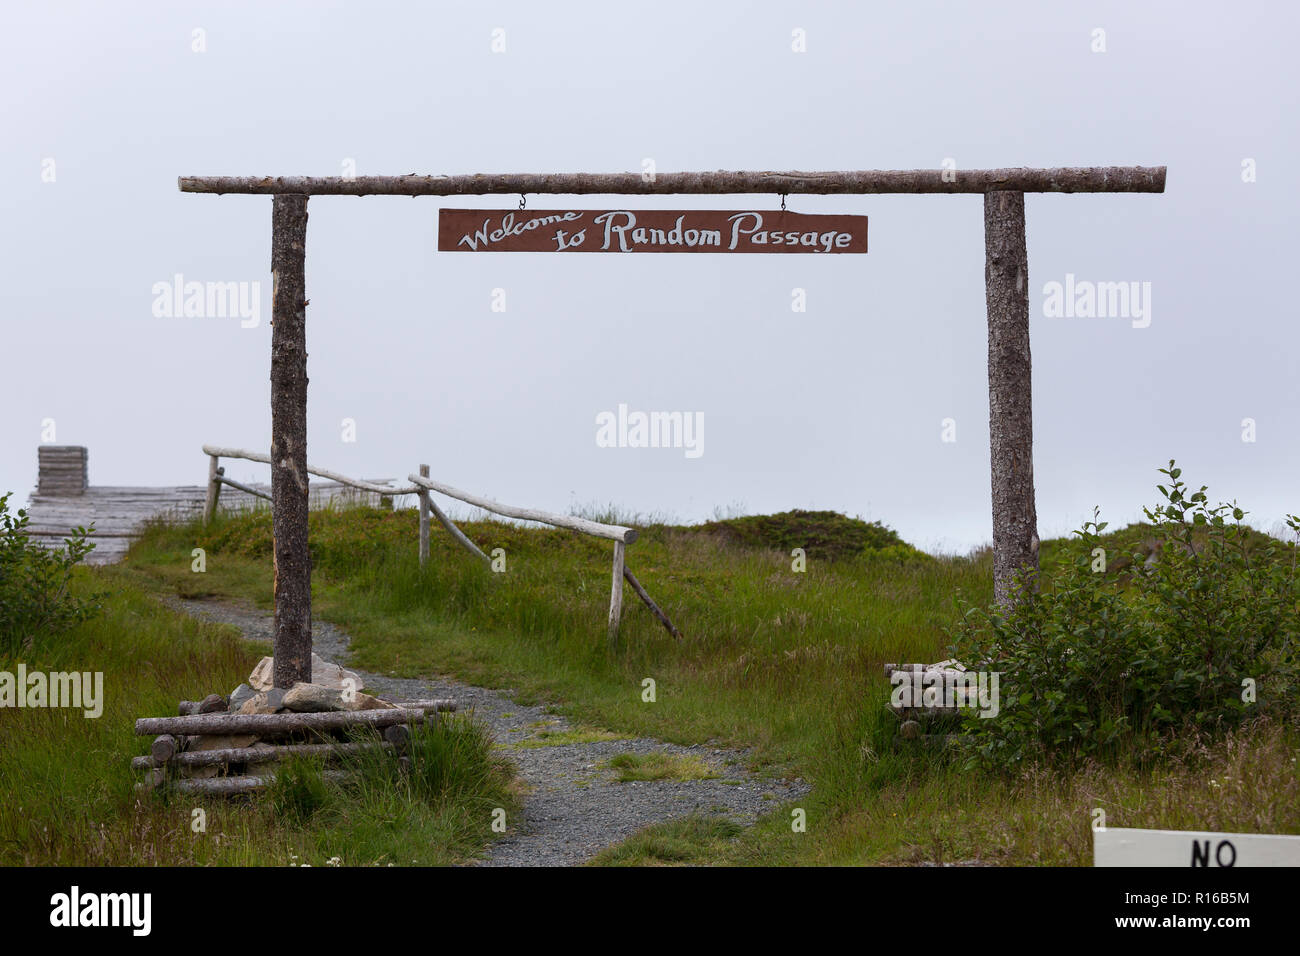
[133,699,457,796]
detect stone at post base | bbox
[198,693,228,714]
[238,687,287,715]
[281,682,398,713]
[228,683,257,712]
[247,654,361,693]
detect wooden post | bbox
[984,190,1038,607]
[623,565,682,640]
[270,194,313,688]
[608,539,626,646]
[418,464,430,567]
[203,454,222,524]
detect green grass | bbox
[605,752,718,782]
[126,506,977,777]
[119,504,1300,865]
[509,725,632,749]
[262,719,520,866]
[606,718,1300,867]
[589,815,745,866]
[0,564,518,866]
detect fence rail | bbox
[201,445,677,643]
[405,472,637,544]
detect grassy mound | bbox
[695,509,928,562]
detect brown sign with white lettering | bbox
[438,208,868,254]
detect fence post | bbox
[984,190,1039,607]
[269,193,313,689]
[608,539,626,646]
[418,464,430,567]
[203,454,222,524]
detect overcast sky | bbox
[2,1,1296,553]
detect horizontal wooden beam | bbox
[133,740,395,770]
[215,473,271,501]
[179,167,1166,197]
[135,707,429,737]
[408,472,638,544]
[203,444,418,496]
[137,771,348,796]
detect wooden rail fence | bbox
[202,445,679,643]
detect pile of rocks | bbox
[131,655,456,795]
[207,652,395,716]
[884,659,981,740]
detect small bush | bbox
[951,462,1300,768]
[0,492,102,656]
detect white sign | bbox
[1094,827,1300,867]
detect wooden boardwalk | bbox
[26,485,252,564]
[24,450,400,565]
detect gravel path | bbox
[167,597,809,866]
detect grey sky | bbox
[3,1,1296,553]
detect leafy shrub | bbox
[0,492,102,656]
[951,462,1300,767]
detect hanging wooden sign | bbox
[438,208,868,254]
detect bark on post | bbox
[270,194,312,687]
[983,191,1039,607]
